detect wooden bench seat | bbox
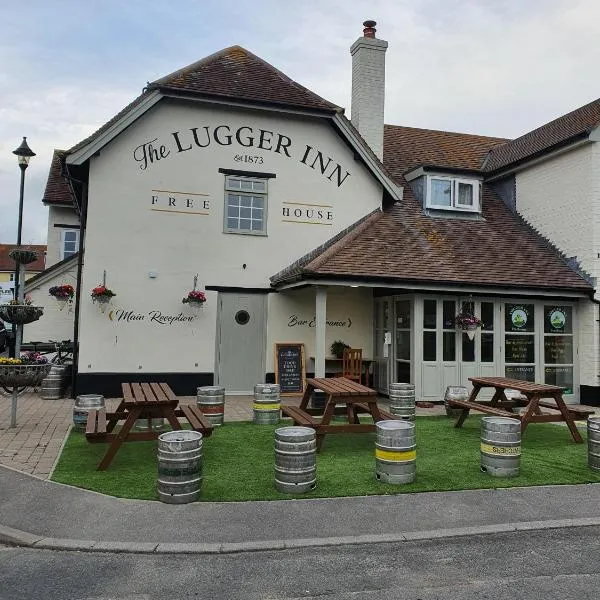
[512,399,595,419]
[175,404,213,437]
[281,405,319,427]
[85,408,108,441]
[447,398,518,418]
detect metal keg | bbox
[157,430,203,504]
[253,383,281,425]
[73,394,105,432]
[197,386,225,426]
[389,383,415,421]
[587,416,600,473]
[375,420,416,484]
[274,426,316,493]
[480,417,521,477]
[444,385,469,418]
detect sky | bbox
[1,0,599,245]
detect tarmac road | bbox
[1,526,599,600]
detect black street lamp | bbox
[9,137,35,358]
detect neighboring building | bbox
[0,244,46,302]
[35,21,597,404]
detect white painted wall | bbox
[515,142,598,389]
[45,206,79,267]
[78,101,383,375]
[266,286,374,372]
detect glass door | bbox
[543,305,574,399]
[373,298,391,393]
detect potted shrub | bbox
[330,340,350,359]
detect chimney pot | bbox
[363,20,377,38]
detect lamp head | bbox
[13,137,36,167]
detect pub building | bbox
[27,21,596,404]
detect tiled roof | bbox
[484,97,600,173]
[42,150,73,205]
[384,125,508,178]
[150,46,341,113]
[271,186,591,292]
[0,245,47,272]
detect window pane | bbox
[544,306,572,334]
[396,362,411,384]
[252,181,266,192]
[396,331,410,361]
[423,331,436,361]
[430,179,452,206]
[443,331,455,361]
[544,336,573,364]
[253,197,264,209]
[462,334,475,362]
[227,217,238,229]
[481,333,494,362]
[240,196,252,207]
[228,193,241,205]
[442,301,455,329]
[481,302,494,331]
[240,207,251,219]
[239,219,252,230]
[505,304,535,332]
[457,182,473,206]
[228,205,239,218]
[545,366,573,394]
[396,300,411,328]
[240,180,253,191]
[423,300,437,329]
[64,231,77,241]
[251,220,263,231]
[227,178,241,189]
[505,335,535,363]
[65,242,76,252]
[505,365,535,382]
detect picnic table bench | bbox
[446,376,590,443]
[85,382,213,470]
[281,377,389,451]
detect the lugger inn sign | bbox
[132,124,352,188]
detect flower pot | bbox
[0,304,44,325]
[0,364,52,388]
[463,325,477,341]
[8,247,39,265]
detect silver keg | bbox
[72,394,105,432]
[389,383,415,421]
[253,383,281,425]
[480,417,521,477]
[197,385,225,426]
[587,416,600,473]
[157,430,203,504]
[274,426,316,493]
[375,420,416,484]
[444,385,469,418]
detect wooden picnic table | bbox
[281,377,389,451]
[85,382,212,470]
[447,376,591,443]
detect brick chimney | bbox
[350,20,388,160]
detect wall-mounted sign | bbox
[505,304,535,332]
[274,342,306,395]
[108,308,197,326]
[504,335,535,363]
[544,336,573,364]
[287,314,352,328]
[0,283,14,300]
[150,189,211,215]
[544,306,572,334]
[282,202,334,226]
[132,125,351,188]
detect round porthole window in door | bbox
[235,310,250,325]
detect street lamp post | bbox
[8,138,35,427]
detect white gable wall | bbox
[78,101,383,375]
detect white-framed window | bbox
[9,273,14,282]
[224,176,268,235]
[61,229,79,260]
[426,176,480,212]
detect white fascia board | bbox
[332,114,402,201]
[66,91,162,166]
[275,278,589,298]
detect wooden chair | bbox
[342,348,363,383]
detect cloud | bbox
[1,0,599,243]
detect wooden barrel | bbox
[389,383,415,421]
[375,420,416,484]
[480,417,521,477]
[274,426,316,493]
[197,386,225,426]
[157,431,203,504]
[253,384,280,425]
[588,416,600,473]
[73,394,105,432]
[444,385,469,418]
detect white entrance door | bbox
[216,293,267,394]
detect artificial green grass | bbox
[51,416,600,501]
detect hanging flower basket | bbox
[0,363,52,388]
[49,284,75,311]
[182,290,206,306]
[91,285,115,313]
[455,310,483,341]
[0,304,44,325]
[8,247,39,265]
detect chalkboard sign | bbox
[274,343,306,396]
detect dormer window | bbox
[426,176,480,212]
